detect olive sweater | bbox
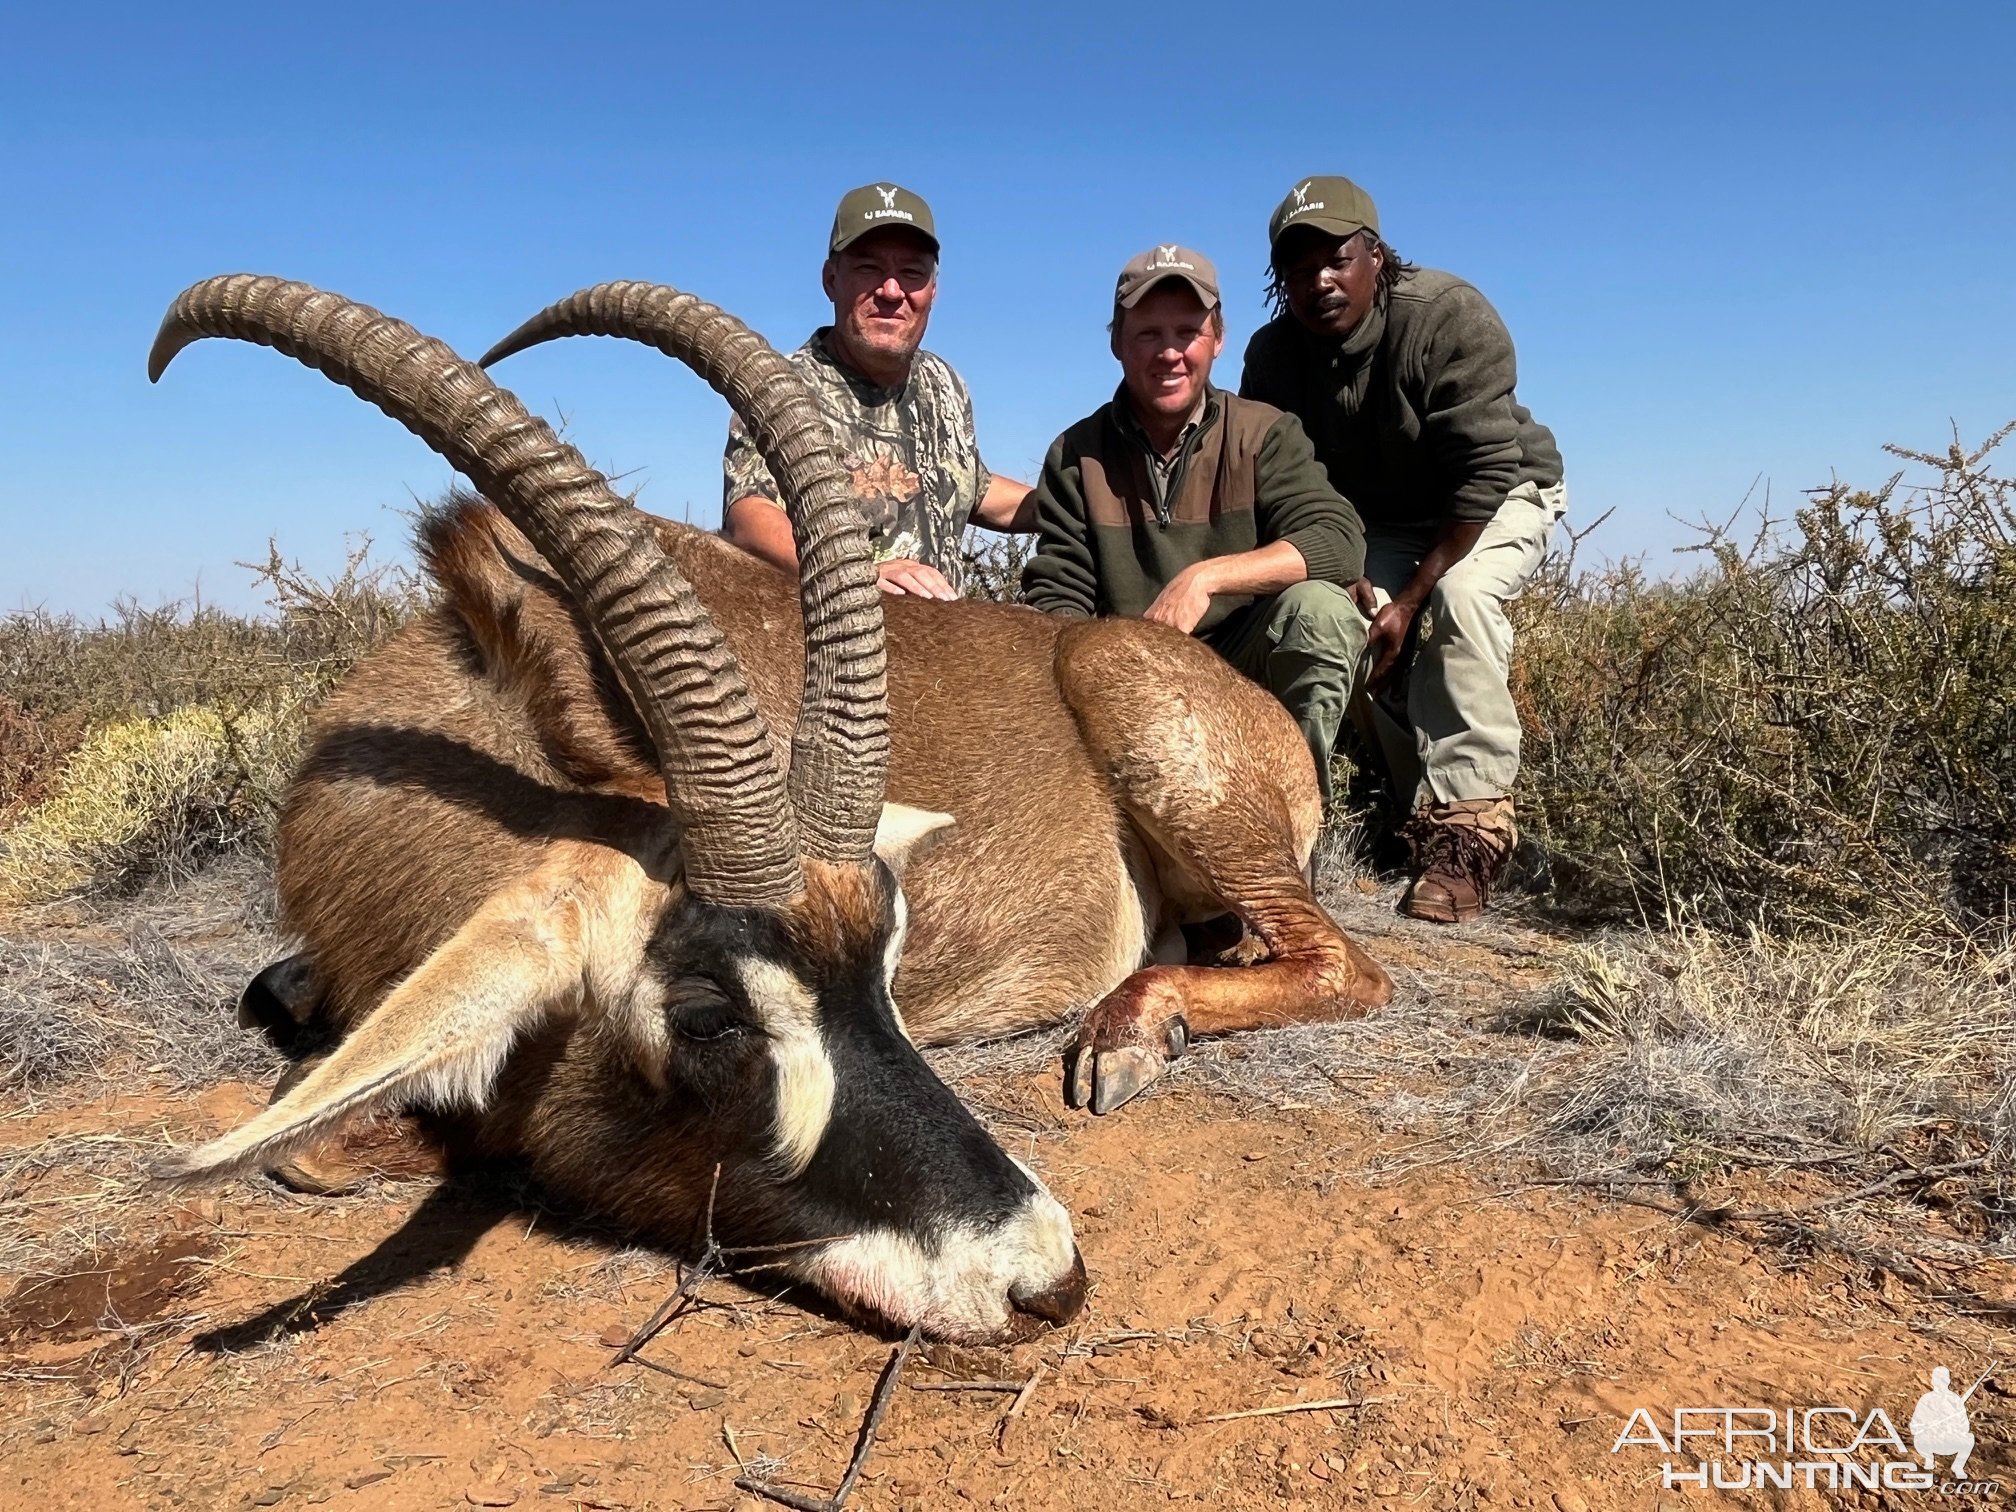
[1020,386,1365,633]
[1239,267,1562,527]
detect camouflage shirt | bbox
[723,329,989,587]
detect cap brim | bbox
[831,222,941,256]
[1270,213,1371,248]
[1116,271,1220,310]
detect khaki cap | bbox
[1114,244,1220,312]
[1268,175,1380,248]
[829,182,939,255]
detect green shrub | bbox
[1515,423,2016,934]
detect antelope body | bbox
[153,277,1390,1344]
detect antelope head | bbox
[148,276,1085,1342]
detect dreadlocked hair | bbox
[1263,230,1414,320]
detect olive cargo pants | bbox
[1205,579,1369,806]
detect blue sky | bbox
[4,1,2013,614]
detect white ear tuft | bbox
[872,803,956,879]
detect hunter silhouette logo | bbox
[875,185,898,209]
[1912,1365,1992,1480]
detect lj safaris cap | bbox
[1268,175,1380,248]
[1114,244,1221,312]
[830,182,939,255]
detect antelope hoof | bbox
[1065,1015,1190,1115]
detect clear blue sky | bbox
[4,2,2013,614]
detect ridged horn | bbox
[481,283,888,867]
[149,274,802,907]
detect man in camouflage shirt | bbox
[723,183,1034,597]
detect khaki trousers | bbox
[1356,480,1567,808]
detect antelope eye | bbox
[670,989,750,1044]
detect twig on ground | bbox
[1738,1156,1988,1222]
[736,1324,921,1512]
[1190,1394,1394,1426]
[607,1165,851,1379]
[630,1355,728,1389]
[909,1378,1023,1393]
[995,1362,1046,1451]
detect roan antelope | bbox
[151,276,1391,1344]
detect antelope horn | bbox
[481,283,888,867]
[149,274,802,907]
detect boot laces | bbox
[1405,816,1501,897]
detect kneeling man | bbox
[1021,246,1367,804]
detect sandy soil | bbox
[5,1049,2013,1512]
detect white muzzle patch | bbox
[795,1180,1079,1343]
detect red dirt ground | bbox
[5,1067,2013,1512]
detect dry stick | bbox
[1736,1156,1988,1223]
[607,1165,848,1376]
[1564,1180,2006,1302]
[629,1355,728,1390]
[909,1379,1024,1394]
[737,1325,922,1512]
[995,1362,1046,1451]
[1191,1394,1395,1426]
[609,1164,724,1370]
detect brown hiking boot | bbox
[1400,798,1517,924]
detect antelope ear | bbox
[873,802,956,880]
[156,849,632,1186]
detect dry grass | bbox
[0,859,282,1094]
[0,538,421,906]
[0,706,291,907]
[1508,922,2016,1168]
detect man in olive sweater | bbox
[1242,176,1566,924]
[1021,245,1367,803]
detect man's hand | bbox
[1364,596,1419,690]
[1142,563,1216,635]
[876,558,959,600]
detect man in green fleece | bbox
[1021,245,1367,804]
[1242,176,1566,924]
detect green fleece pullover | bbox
[1240,267,1562,527]
[1020,386,1364,633]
